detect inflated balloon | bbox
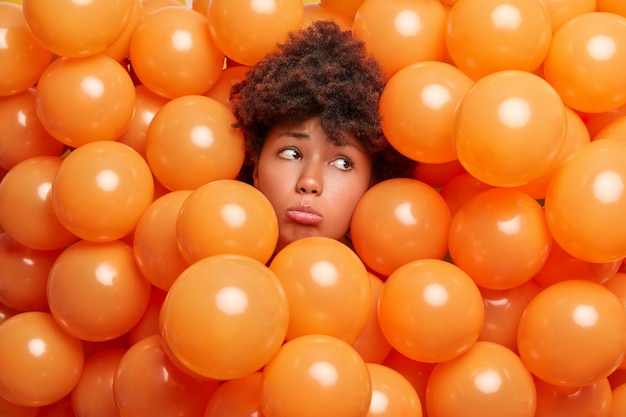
[113,334,220,417]
[47,240,152,342]
[145,95,245,191]
[0,395,39,417]
[544,139,626,263]
[352,0,447,79]
[0,311,84,407]
[597,0,626,16]
[319,0,363,21]
[0,89,65,171]
[51,141,154,242]
[160,254,289,380]
[611,383,626,417]
[34,396,75,417]
[381,349,434,417]
[534,376,612,417]
[203,372,263,417]
[453,70,567,187]
[379,61,473,164]
[103,0,141,62]
[543,12,626,113]
[378,259,484,363]
[414,159,467,189]
[439,172,494,217]
[366,363,422,417]
[448,188,552,290]
[22,0,133,57]
[426,341,537,417]
[302,3,352,31]
[540,0,596,32]
[207,0,304,66]
[269,236,371,344]
[350,178,452,277]
[593,115,626,142]
[260,334,372,417]
[579,102,626,138]
[0,156,78,250]
[128,288,167,345]
[35,54,136,147]
[0,3,53,96]
[129,6,225,99]
[518,280,626,387]
[204,65,251,110]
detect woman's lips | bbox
[286,206,323,226]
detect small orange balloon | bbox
[269,236,371,344]
[146,95,245,191]
[413,159,467,188]
[518,280,626,387]
[0,395,39,417]
[302,3,352,31]
[319,0,363,21]
[260,334,372,417]
[425,341,537,417]
[350,178,452,277]
[128,288,167,345]
[176,180,277,265]
[366,363,423,417]
[453,70,567,187]
[51,141,154,242]
[439,172,494,217]
[47,240,152,342]
[445,0,552,80]
[129,6,225,99]
[0,3,52,96]
[103,0,142,62]
[204,65,251,110]
[539,0,596,32]
[203,372,264,417]
[35,54,136,147]
[378,259,484,363]
[534,376,612,417]
[0,311,84,407]
[597,0,626,17]
[160,254,289,380]
[381,349,434,417]
[611,383,626,417]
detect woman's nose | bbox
[296,162,323,195]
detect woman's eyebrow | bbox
[276,129,310,139]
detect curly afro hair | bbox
[230,20,417,185]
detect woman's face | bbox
[254,116,372,253]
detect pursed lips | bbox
[285,205,323,226]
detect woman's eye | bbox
[278,148,301,160]
[331,157,354,171]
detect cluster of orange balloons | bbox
[3,0,626,416]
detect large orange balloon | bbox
[425,341,537,417]
[145,95,245,191]
[534,376,612,417]
[453,70,567,187]
[203,372,263,417]
[378,259,484,363]
[448,188,553,290]
[51,141,154,242]
[269,236,371,344]
[0,3,52,96]
[352,0,447,80]
[207,0,304,66]
[350,178,452,277]
[366,363,422,417]
[544,139,626,263]
[260,334,372,417]
[160,254,289,380]
[129,6,225,99]
[543,12,626,113]
[517,280,626,387]
[0,311,84,407]
[35,54,136,147]
[379,61,473,163]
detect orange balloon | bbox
[204,65,251,110]
[350,178,452,276]
[319,0,363,21]
[302,3,353,31]
[0,395,39,417]
[453,70,567,187]
[207,0,304,66]
[127,288,167,345]
[379,61,473,163]
[351,273,393,364]
[113,334,220,417]
[160,254,289,380]
[192,0,209,15]
[34,396,75,417]
[593,115,626,142]
[543,12,626,113]
[176,180,277,265]
[260,334,372,417]
[545,139,626,263]
[0,89,65,171]
[611,383,626,417]
[448,188,553,290]
[0,3,52,96]
[518,280,626,387]
[70,349,126,417]
[0,311,84,407]
[0,233,62,312]
[378,259,484,363]
[381,349,434,417]
[145,95,245,191]
[141,0,184,17]
[22,0,133,57]
[579,102,626,138]
[366,363,422,417]
[539,0,596,32]
[0,156,78,250]
[413,158,466,188]
[604,272,626,370]
[103,0,142,62]
[439,172,494,217]
[203,372,264,417]
[133,190,191,291]
[478,280,540,353]
[129,6,225,99]
[47,240,152,341]
[51,141,154,242]
[352,0,447,80]
[426,341,537,417]
[269,236,371,344]
[597,0,626,17]
[534,376,612,417]
[445,0,551,80]
[35,54,136,147]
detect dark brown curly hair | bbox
[230,20,416,185]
